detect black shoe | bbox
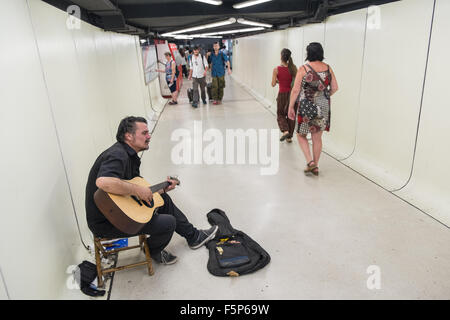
[202,100,207,104]
[152,250,178,265]
[279,132,289,142]
[188,225,218,249]
[192,103,198,108]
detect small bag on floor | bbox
[76,260,106,297]
[215,237,250,268]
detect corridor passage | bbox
[108,76,450,300]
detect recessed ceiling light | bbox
[194,0,223,5]
[233,0,272,9]
[237,18,272,28]
[161,18,236,36]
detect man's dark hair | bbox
[116,116,147,143]
[305,42,324,62]
[193,46,199,51]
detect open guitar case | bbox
[205,208,270,277]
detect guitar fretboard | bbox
[150,181,170,193]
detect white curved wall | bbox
[395,0,450,226]
[322,9,367,160]
[233,0,449,227]
[343,0,435,191]
[0,0,165,299]
[286,27,304,71]
[0,0,78,299]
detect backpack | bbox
[75,261,106,297]
[190,54,207,71]
[218,51,226,68]
[205,208,271,277]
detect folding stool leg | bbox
[94,238,105,288]
[140,235,154,276]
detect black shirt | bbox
[85,142,141,233]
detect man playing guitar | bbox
[85,116,218,264]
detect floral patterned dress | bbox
[297,64,332,135]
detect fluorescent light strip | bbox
[161,18,236,36]
[190,35,223,38]
[194,0,223,5]
[237,18,272,28]
[200,27,264,36]
[173,35,194,40]
[233,0,272,9]
[164,33,222,39]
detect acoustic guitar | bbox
[94,176,180,234]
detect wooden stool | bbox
[94,235,154,288]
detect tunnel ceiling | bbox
[44,0,400,39]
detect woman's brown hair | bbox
[281,48,297,78]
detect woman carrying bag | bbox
[288,42,339,176]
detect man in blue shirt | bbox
[210,42,232,105]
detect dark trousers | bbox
[276,92,298,138]
[90,193,198,257]
[182,65,188,78]
[192,77,207,103]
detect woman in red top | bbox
[272,48,298,143]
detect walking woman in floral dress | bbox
[288,42,339,176]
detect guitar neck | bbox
[150,181,170,193]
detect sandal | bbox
[311,166,319,176]
[280,131,290,142]
[304,160,317,174]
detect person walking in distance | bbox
[188,46,209,108]
[156,52,179,105]
[272,48,298,143]
[210,42,231,105]
[288,42,339,176]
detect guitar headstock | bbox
[168,175,180,186]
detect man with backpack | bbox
[188,46,209,108]
[210,42,232,105]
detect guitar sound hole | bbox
[131,195,143,206]
[142,199,154,208]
